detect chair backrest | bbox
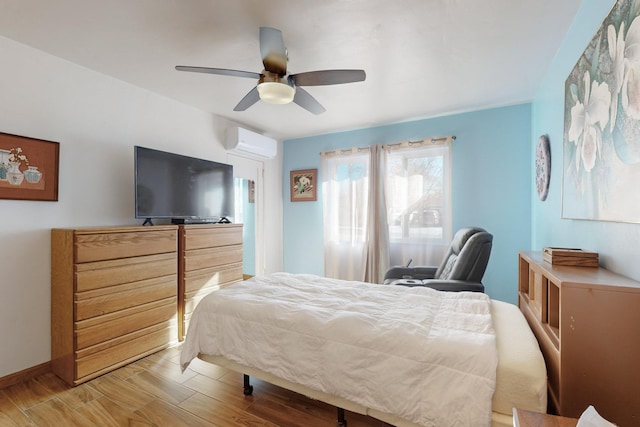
[435,227,493,282]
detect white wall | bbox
[0,36,283,377]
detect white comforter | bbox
[180,273,497,427]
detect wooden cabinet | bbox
[178,224,243,340]
[518,251,640,426]
[51,226,178,385]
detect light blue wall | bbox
[532,0,640,281]
[283,104,532,303]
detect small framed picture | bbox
[290,169,317,202]
[0,132,60,201]
[248,179,255,203]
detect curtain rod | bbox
[374,135,456,149]
[319,135,456,156]
[320,146,370,156]
[409,135,456,145]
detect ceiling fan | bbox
[175,27,366,115]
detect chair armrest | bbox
[420,279,485,293]
[383,266,438,281]
[385,278,424,286]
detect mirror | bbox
[234,178,256,277]
[228,151,263,277]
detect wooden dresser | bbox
[518,251,640,426]
[51,226,178,385]
[178,224,243,340]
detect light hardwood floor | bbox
[0,346,391,427]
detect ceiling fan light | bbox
[257,82,295,104]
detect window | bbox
[386,143,452,267]
[321,139,452,281]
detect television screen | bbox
[135,146,234,222]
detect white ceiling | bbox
[0,0,582,140]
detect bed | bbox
[180,273,546,427]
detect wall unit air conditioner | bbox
[225,127,277,159]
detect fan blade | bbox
[293,87,326,115]
[260,27,287,75]
[176,66,261,79]
[291,70,366,86]
[233,87,260,111]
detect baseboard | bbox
[0,361,51,390]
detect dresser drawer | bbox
[75,229,177,263]
[75,297,176,349]
[183,262,242,294]
[76,276,176,321]
[182,225,242,250]
[75,322,176,381]
[76,253,176,292]
[183,245,242,272]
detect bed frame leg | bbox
[243,374,253,396]
[336,407,347,427]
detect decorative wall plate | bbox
[536,134,551,201]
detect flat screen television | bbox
[134,146,234,224]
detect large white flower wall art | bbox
[563,0,640,222]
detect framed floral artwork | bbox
[0,132,60,201]
[563,0,640,222]
[290,169,317,202]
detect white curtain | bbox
[322,148,370,281]
[385,140,452,267]
[322,137,452,282]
